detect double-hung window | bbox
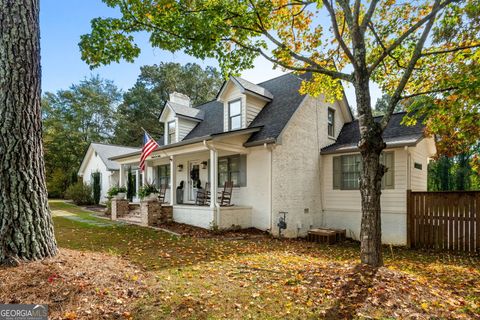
[328,108,335,137]
[218,155,247,187]
[228,99,242,130]
[167,120,176,144]
[333,152,394,190]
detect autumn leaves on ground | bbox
[1,201,479,320]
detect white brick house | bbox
[109,73,435,245]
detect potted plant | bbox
[107,186,127,199]
[138,182,159,201]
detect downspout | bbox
[203,140,220,227]
[264,143,274,233]
[405,146,411,190]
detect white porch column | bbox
[135,170,140,196]
[142,162,148,185]
[170,156,177,205]
[209,149,218,208]
[119,164,125,186]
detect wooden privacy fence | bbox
[407,190,480,253]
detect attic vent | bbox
[169,92,191,107]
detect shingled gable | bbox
[320,112,426,154]
[78,143,141,175]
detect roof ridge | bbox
[256,72,293,85]
[192,99,219,109]
[91,142,141,149]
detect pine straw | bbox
[0,249,150,320]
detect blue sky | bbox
[40,0,381,108]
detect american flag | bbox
[140,132,159,171]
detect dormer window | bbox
[228,99,242,130]
[328,108,335,137]
[168,120,176,144]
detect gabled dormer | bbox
[217,76,273,132]
[159,92,204,145]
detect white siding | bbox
[271,95,347,238]
[177,117,197,141]
[246,95,266,126]
[409,137,435,191]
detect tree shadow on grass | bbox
[323,264,378,320]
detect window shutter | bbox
[239,155,247,187]
[333,156,342,189]
[383,152,394,189]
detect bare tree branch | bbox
[401,86,457,100]
[380,0,442,130]
[227,37,353,82]
[421,43,480,56]
[322,0,357,67]
[368,0,456,74]
[353,0,361,27]
[360,0,380,32]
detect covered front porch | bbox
[115,135,256,230]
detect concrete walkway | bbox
[52,210,123,227]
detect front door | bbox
[188,161,201,201]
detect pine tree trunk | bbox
[355,77,386,267]
[0,0,57,265]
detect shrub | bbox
[107,186,127,197]
[138,182,158,199]
[64,182,93,205]
[92,172,101,205]
[105,199,112,216]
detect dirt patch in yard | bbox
[0,249,150,320]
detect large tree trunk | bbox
[0,0,57,265]
[355,77,386,267]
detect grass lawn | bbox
[10,200,480,319]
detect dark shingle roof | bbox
[168,101,205,120]
[320,112,425,154]
[231,76,274,100]
[184,73,307,144]
[183,100,224,139]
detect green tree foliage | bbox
[113,62,223,146]
[79,0,479,267]
[42,75,121,197]
[428,144,480,191]
[373,94,404,116]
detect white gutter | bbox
[405,146,411,190]
[264,143,274,234]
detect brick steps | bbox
[111,199,173,227]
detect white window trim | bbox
[167,120,176,144]
[328,108,335,138]
[228,99,242,131]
